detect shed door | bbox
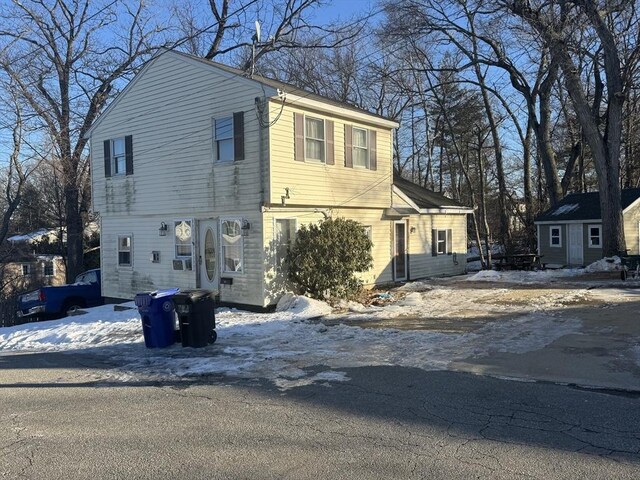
[568,224,584,266]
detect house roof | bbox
[393,174,468,209]
[535,189,640,222]
[171,50,398,125]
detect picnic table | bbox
[493,253,544,271]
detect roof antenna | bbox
[250,20,261,78]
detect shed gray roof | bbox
[535,189,640,222]
[393,174,467,209]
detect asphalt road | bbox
[1,351,639,479]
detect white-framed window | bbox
[112,137,126,175]
[21,264,31,276]
[43,261,54,277]
[274,218,297,269]
[118,235,132,267]
[221,219,243,273]
[550,226,562,247]
[305,116,325,162]
[437,230,448,255]
[214,116,233,162]
[352,127,369,168]
[174,220,193,258]
[588,224,602,248]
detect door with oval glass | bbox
[198,219,219,291]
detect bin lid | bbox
[134,291,155,308]
[173,289,214,304]
[151,287,180,299]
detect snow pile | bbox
[584,256,621,272]
[275,293,333,319]
[467,268,583,284]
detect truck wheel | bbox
[63,299,86,317]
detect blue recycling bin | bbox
[134,288,180,348]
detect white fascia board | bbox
[535,219,601,225]
[419,208,474,214]
[391,185,421,211]
[281,93,399,129]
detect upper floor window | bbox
[352,127,368,168]
[104,135,133,177]
[213,112,244,162]
[588,225,602,248]
[345,125,377,170]
[550,226,562,247]
[118,235,132,267]
[175,220,193,258]
[305,116,325,162]
[294,113,334,165]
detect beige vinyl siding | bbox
[623,206,640,255]
[268,103,393,209]
[91,52,264,218]
[407,214,467,278]
[262,208,394,306]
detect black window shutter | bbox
[233,112,244,161]
[125,135,133,175]
[103,140,111,177]
[446,229,452,255]
[432,229,437,256]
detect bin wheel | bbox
[209,330,217,345]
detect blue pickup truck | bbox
[17,269,103,320]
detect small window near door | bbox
[437,230,447,254]
[21,264,31,276]
[43,261,54,276]
[588,225,602,248]
[175,220,193,258]
[550,226,562,247]
[222,219,243,273]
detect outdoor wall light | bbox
[241,220,251,237]
[410,226,416,234]
[159,222,168,236]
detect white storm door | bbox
[568,224,584,266]
[198,220,219,291]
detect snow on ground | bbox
[0,263,629,389]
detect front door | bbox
[568,224,584,266]
[394,222,407,281]
[198,220,219,292]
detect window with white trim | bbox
[550,226,562,247]
[43,261,54,277]
[437,230,448,255]
[305,116,325,162]
[222,219,243,273]
[214,116,234,162]
[174,220,193,258]
[352,127,369,168]
[588,224,602,248]
[21,264,31,276]
[118,235,132,267]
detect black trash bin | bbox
[134,288,180,348]
[172,289,217,348]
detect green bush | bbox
[287,217,373,299]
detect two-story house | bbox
[86,50,471,309]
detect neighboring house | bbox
[7,227,64,245]
[0,252,66,297]
[86,49,471,309]
[534,189,640,267]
